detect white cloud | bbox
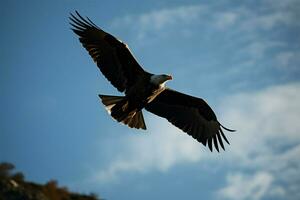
[95,118,204,183]
[99,3,300,197]
[94,82,300,182]
[220,82,300,158]
[241,41,284,60]
[251,12,292,30]
[217,82,300,200]
[111,1,298,40]
[92,82,300,200]
[111,5,206,41]
[235,3,297,32]
[109,2,298,73]
[218,171,277,200]
[136,5,204,30]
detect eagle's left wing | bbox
[145,88,234,152]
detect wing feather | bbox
[70,11,149,93]
[208,138,213,152]
[145,88,235,151]
[213,135,219,152]
[217,132,225,150]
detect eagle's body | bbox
[70,11,235,152]
[100,74,171,129]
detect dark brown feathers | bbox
[145,89,235,152]
[69,11,148,93]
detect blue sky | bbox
[1,0,300,199]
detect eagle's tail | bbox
[98,94,146,130]
[99,94,124,114]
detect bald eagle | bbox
[70,11,235,152]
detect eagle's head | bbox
[150,74,173,87]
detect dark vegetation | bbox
[0,162,102,200]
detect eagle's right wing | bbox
[70,11,150,93]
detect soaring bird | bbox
[70,11,235,152]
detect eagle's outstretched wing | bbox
[70,11,149,93]
[145,88,235,152]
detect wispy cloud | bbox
[111,5,206,41]
[276,51,300,69]
[109,1,299,87]
[93,2,300,198]
[94,119,203,183]
[241,41,285,60]
[93,81,300,196]
[111,0,298,40]
[217,82,300,200]
[239,11,295,32]
[218,171,285,200]
[214,12,238,29]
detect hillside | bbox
[0,162,102,200]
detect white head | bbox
[150,74,173,87]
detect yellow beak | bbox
[166,75,173,80]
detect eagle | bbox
[70,11,235,152]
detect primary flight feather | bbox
[70,11,235,152]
